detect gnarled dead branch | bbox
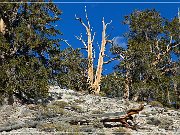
[101,104,144,130]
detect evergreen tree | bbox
[112,9,179,108]
[101,72,124,98]
[0,1,62,104]
[51,47,89,91]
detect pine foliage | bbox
[0,1,62,104]
[110,9,179,108]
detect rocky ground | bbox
[0,86,179,135]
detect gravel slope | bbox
[0,86,179,135]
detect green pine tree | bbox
[111,9,179,108]
[0,1,62,104]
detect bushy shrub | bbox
[92,110,104,114]
[74,99,85,104]
[52,100,69,108]
[71,104,83,113]
[149,101,163,108]
[146,117,161,126]
[114,127,131,135]
[38,122,80,134]
[92,119,104,128]
[159,117,173,130]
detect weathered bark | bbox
[87,29,94,86]
[0,18,5,34]
[174,80,178,98]
[93,18,107,94]
[167,89,171,105]
[101,104,144,130]
[75,8,94,87]
[67,104,144,130]
[7,93,14,105]
[124,64,130,100]
[173,80,180,108]
[76,9,112,95]
[124,77,130,100]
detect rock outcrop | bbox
[0,86,179,134]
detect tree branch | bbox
[92,32,96,43]
[85,6,90,29]
[75,7,94,86]
[104,57,119,64]
[75,33,87,48]
[167,36,173,52]
[61,39,72,48]
[96,41,100,51]
[106,40,113,44]
[75,14,88,31]
[105,20,112,28]
[153,36,180,66]
[172,43,180,48]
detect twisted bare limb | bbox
[101,104,144,130]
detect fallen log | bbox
[66,104,145,130]
[100,104,144,130]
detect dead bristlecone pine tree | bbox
[75,6,113,95]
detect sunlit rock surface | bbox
[0,86,179,135]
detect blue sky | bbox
[53,1,180,74]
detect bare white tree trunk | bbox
[87,28,94,86]
[76,8,112,95]
[75,7,95,86]
[0,18,5,35]
[93,18,108,94]
[124,65,130,100]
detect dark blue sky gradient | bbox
[54,1,180,74]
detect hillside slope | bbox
[0,86,179,135]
